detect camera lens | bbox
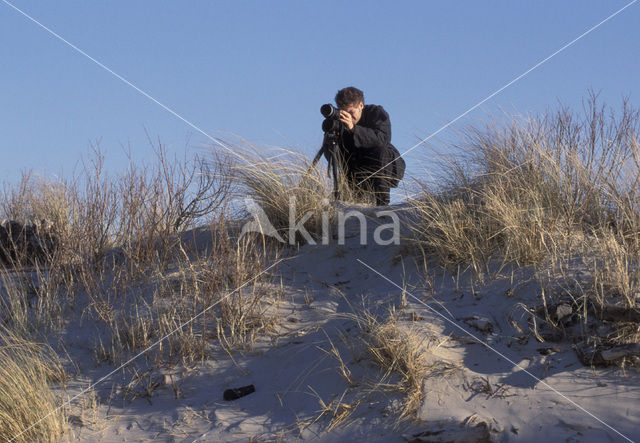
[320,104,338,119]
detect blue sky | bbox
[2,1,639,199]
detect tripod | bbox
[310,131,343,201]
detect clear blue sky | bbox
[2,1,639,199]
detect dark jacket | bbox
[340,104,395,179]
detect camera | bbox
[320,103,342,133]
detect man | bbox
[331,86,397,206]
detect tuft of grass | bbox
[0,265,69,337]
[308,386,359,432]
[408,192,495,275]
[585,230,640,309]
[349,307,452,420]
[232,145,368,245]
[0,328,67,442]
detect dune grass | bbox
[0,328,67,442]
[0,143,280,435]
[231,145,335,244]
[2,92,640,439]
[411,94,639,272]
[230,144,378,245]
[409,93,640,363]
[350,307,454,420]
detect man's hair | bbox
[335,87,364,108]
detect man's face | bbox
[340,101,364,125]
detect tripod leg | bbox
[306,146,325,176]
[331,149,340,201]
[311,146,324,167]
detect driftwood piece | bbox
[576,342,640,366]
[594,305,640,323]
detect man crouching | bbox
[327,86,399,206]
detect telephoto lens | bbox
[320,103,340,119]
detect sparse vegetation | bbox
[2,92,640,440]
[0,143,280,438]
[409,92,640,366]
[349,307,454,420]
[0,328,67,442]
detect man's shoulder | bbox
[364,104,387,113]
[363,104,389,119]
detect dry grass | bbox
[309,386,360,432]
[0,142,282,409]
[318,331,357,388]
[410,93,640,363]
[410,93,639,272]
[348,307,452,420]
[0,265,70,338]
[586,231,640,309]
[0,327,67,442]
[1,171,73,240]
[1,144,233,270]
[232,145,367,245]
[83,220,280,368]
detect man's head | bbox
[335,86,364,125]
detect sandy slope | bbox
[51,203,640,442]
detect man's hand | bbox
[339,110,355,131]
